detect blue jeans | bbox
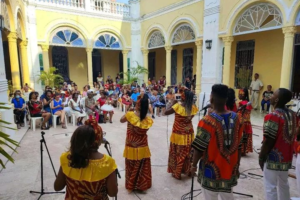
[261,99,270,111]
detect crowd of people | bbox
[10,72,300,200]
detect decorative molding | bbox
[171,23,195,45]
[165,45,173,52]
[195,39,203,47]
[40,44,49,51]
[282,26,297,38]
[221,36,234,45]
[122,50,130,54]
[141,0,202,21]
[204,6,220,17]
[3,3,11,31]
[20,40,28,47]
[142,49,149,55]
[86,48,93,53]
[148,31,165,49]
[7,32,18,40]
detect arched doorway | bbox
[92,49,102,83]
[52,46,69,81]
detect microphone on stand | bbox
[102,137,110,145]
[200,104,211,112]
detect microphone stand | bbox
[104,141,121,200]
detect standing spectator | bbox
[184,77,192,89]
[12,90,26,129]
[22,83,34,102]
[97,73,104,87]
[261,85,273,113]
[191,84,242,199]
[191,74,196,90]
[131,88,140,107]
[259,88,297,200]
[250,73,263,110]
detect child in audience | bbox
[261,85,273,113]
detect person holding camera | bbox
[69,93,86,126]
[54,119,118,199]
[28,92,51,130]
[165,88,198,179]
[51,93,67,129]
[11,90,26,129]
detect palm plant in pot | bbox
[119,62,148,85]
[37,67,64,88]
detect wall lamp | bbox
[205,40,212,50]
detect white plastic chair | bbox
[71,113,86,126]
[52,114,68,128]
[29,114,43,132]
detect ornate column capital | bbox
[142,49,149,55]
[122,50,130,55]
[222,36,234,45]
[20,40,28,48]
[164,45,173,52]
[41,44,49,52]
[282,26,297,37]
[195,39,203,47]
[7,32,18,42]
[86,48,93,53]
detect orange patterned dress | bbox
[60,152,117,200]
[123,111,154,191]
[168,103,198,179]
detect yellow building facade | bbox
[1,0,300,105]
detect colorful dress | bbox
[264,109,298,170]
[192,112,243,193]
[123,111,153,191]
[237,100,253,154]
[168,103,198,179]
[60,152,117,200]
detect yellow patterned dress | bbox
[123,111,154,191]
[168,103,198,179]
[60,152,117,200]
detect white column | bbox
[201,0,222,106]
[165,46,172,87]
[27,3,42,92]
[86,48,93,87]
[129,0,143,83]
[195,39,203,96]
[142,49,149,84]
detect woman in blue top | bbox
[50,93,67,129]
[11,90,26,129]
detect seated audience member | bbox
[61,95,71,117]
[82,85,89,97]
[40,86,50,101]
[159,76,166,88]
[184,77,192,89]
[73,84,80,95]
[51,93,67,129]
[153,90,166,117]
[131,88,140,107]
[69,93,86,126]
[98,92,114,123]
[122,90,132,112]
[12,90,26,129]
[148,78,152,86]
[54,121,118,199]
[108,85,114,96]
[85,90,100,121]
[261,85,273,113]
[28,92,51,130]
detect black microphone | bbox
[102,137,110,145]
[200,104,211,112]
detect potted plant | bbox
[0,103,18,169]
[37,67,64,88]
[119,62,148,85]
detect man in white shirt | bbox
[250,73,263,110]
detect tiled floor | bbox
[0,109,299,200]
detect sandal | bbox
[62,124,67,129]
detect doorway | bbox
[52,46,69,81]
[171,50,177,85]
[92,49,102,83]
[182,48,193,82]
[148,52,156,79]
[292,34,300,93]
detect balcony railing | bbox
[36,0,85,8]
[90,0,130,17]
[35,0,131,17]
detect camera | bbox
[175,95,181,100]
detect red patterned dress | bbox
[123,111,153,191]
[60,152,117,200]
[168,103,198,179]
[237,100,253,154]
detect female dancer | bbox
[165,89,198,179]
[226,88,238,112]
[54,119,118,199]
[120,94,154,192]
[237,88,253,156]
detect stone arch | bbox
[49,27,86,47]
[143,24,167,49]
[167,16,200,45]
[226,0,286,35]
[91,27,127,49]
[3,0,15,31]
[44,20,89,45]
[16,9,26,40]
[290,1,300,26]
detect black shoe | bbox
[152,115,155,119]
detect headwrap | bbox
[239,89,245,97]
[135,94,143,110]
[84,118,103,148]
[179,86,189,101]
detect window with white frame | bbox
[148,31,165,49]
[94,33,121,49]
[50,28,85,47]
[172,24,195,45]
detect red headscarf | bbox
[84,118,103,148]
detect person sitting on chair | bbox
[51,93,67,129]
[261,85,273,113]
[69,93,85,126]
[85,90,100,121]
[28,92,51,130]
[12,90,26,129]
